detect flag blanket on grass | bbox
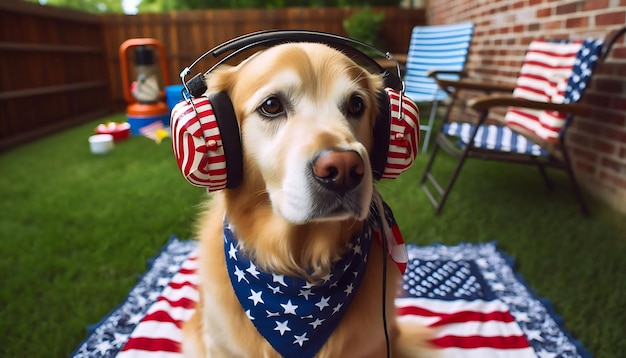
[72,238,590,358]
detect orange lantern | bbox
[119,38,170,135]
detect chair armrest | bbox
[391,53,407,65]
[468,95,591,116]
[427,70,469,79]
[435,78,516,93]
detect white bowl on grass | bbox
[89,134,114,154]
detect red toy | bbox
[95,122,131,141]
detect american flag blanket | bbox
[72,238,590,358]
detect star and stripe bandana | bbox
[223,195,406,358]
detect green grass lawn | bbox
[1,113,625,357]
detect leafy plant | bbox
[342,6,385,55]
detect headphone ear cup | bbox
[371,90,391,180]
[170,91,243,191]
[372,88,420,180]
[381,69,403,92]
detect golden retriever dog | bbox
[181,42,434,357]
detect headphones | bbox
[171,30,420,192]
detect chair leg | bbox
[536,164,553,190]
[420,100,439,153]
[561,147,590,216]
[421,111,485,215]
[433,138,473,215]
[420,133,440,185]
[420,134,443,208]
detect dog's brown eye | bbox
[347,95,365,117]
[259,97,284,118]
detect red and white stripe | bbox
[117,252,540,358]
[504,39,583,142]
[138,120,165,140]
[382,88,420,180]
[397,297,536,357]
[171,98,228,191]
[117,253,199,358]
[372,190,408,274]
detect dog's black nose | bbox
[311,150,364,193]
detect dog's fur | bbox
[183,43,434,357]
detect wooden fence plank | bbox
[0,0,110,151]
[0,4,424,150]
[99,7,425,110]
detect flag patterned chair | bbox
[420,26,626,216]
[403,22,475,153]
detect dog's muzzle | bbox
[311,150,364,195]
[300,149,371,221]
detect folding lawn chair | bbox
[420,26,626,216]
[403,22,475,153]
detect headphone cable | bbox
[376,205,391,358]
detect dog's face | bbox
[206,43,384,224]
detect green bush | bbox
[342,6,385,55]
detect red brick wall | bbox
[425,0,626,213]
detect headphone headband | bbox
[212,30,387,71]
[171,30,418,190]
[180,30,404,98]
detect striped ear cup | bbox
[378,88,420,180]
[170,92,242,192]
[171,88,418,191]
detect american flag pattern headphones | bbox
[171,30,420,191]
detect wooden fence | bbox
[0,0,110,151]
[0,3,424,150]
[100,7,425,110]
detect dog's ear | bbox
[204,50,263,96]
[366,72,385,120]
[204,64,237,95]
